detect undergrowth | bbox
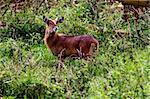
[0,0,150,98]
[0,38,149,98]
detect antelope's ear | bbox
[56,17,64,24]
[43,16,49,24]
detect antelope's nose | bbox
[53,27,58,32]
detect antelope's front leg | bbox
[58,48,66,68]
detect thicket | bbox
[0,0,149,98]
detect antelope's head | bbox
[43,16,64,35]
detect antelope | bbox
[43,16,99,67]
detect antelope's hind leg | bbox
[85,43,98,60]
[76,48,82,59]
[68,48,82,60]
[91,43,99,58]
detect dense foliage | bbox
[0,0,149,98]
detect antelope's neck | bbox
[44,32,59,50]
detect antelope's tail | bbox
[90,39,99,56]
[94,39,100,53]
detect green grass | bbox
[0,0,150,98]
[0,38,149,98]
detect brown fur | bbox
[43,16,99,63]
[44,31,99,59]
